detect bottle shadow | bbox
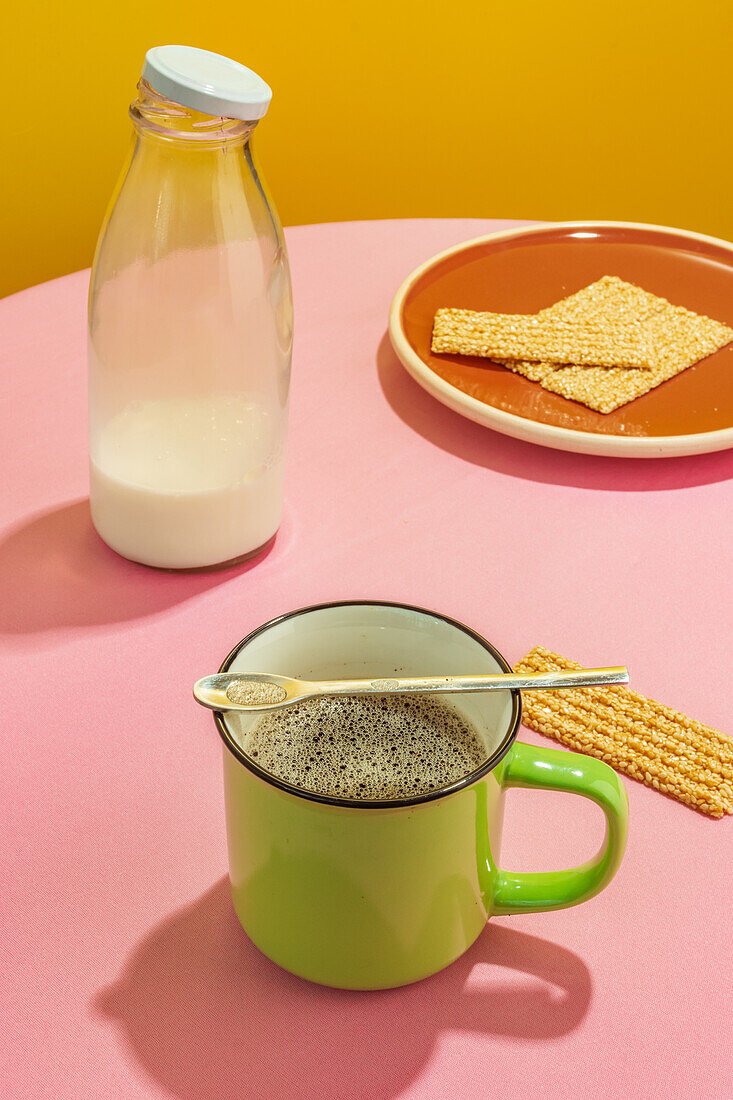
[95,878,592,1100]
[376,332,733,491]
[0,499,274,635]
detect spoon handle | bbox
[313,667,628,696]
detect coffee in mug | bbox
[237,695,489,801]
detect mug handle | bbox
[493,740,629,915]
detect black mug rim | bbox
[213,600,522,810]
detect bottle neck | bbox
[129,79,258,149]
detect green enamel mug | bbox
[214,601,628,990]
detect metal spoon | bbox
[193,666,629,713]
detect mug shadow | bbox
[376,332,733,491]
[95,878,592,1100]
[0,499,274,634]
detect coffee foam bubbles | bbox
[241,694,487,800]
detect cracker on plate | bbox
[541,303,733,413]
[432,307,653,369]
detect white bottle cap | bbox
[142,45,272,121]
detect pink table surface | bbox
[1,218,732,1100]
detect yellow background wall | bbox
[2,0,731,299]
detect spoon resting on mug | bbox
[193,666,629,713]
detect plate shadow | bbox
[377,332,733,490]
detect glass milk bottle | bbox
[88,46,293,570]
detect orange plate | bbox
[389,222,733,457]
